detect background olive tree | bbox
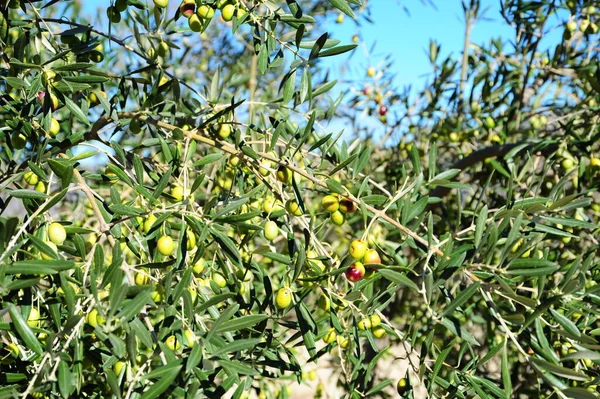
[1,0,600,398]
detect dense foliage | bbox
[1,0,600,398]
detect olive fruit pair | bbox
[358,314,386,338]
[350,239,381,264]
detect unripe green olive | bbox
[197,5,215,19]
[221,4,235,21]
[323,328,337,344]
[186,229,196,250]
[88,91,107,107]
[193,258,205,275]
[35,181,47,194]
[41,241,58,260]
[285,199,303,216]
[218,123,232,139]
[23,171,39,185]
[229,155,241,167]
[157,41,169,58]
[580,19,590,33]
[276,286,293,309]
[264,220,279,241]
[113,361,126,376]
[370,314,381,328]
[89,50,104,63]
[154,0,169,8]
[212,272,227,288]
[184,329,196,347]
[318,294,330,311]
[49,118,60,137]
[349,239,367,260]
[6,343,19,358]
[128,120,142,135]
[11,132,27,150]
[276,166,293,184]
[165,335,181,351]
[151,286,165,303]
[106,6,122,23]
[339,336,350,349]
[157,235,175,256]
[357,318,371,330]
[330,210,345,226]
[115,0,128,12]
[321,195,339,212]
[86,309,105,327]
[171,185,184,201]
[144,214,158,233]
[561,158,574,170]
[372,326,386,338]
[48,222,67,245]
[135,270,149,285]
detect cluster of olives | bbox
[180,0,247,32]
[9,89,64,151]
[361,67,389,123]
[345,239,381,282]
[321,313,386,350]
[34,222,68,260]
[565,6,599,38]
[321,194,357,226]
[106,0,129,23]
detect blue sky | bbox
[325,1,514,92]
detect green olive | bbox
[264,220,279,241]
[321,195,339,212]
[48,222,67,245]
[349,239,367,260]
[276,286,293,309]
[157,235,175,256]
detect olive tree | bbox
[1,0,600,398]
